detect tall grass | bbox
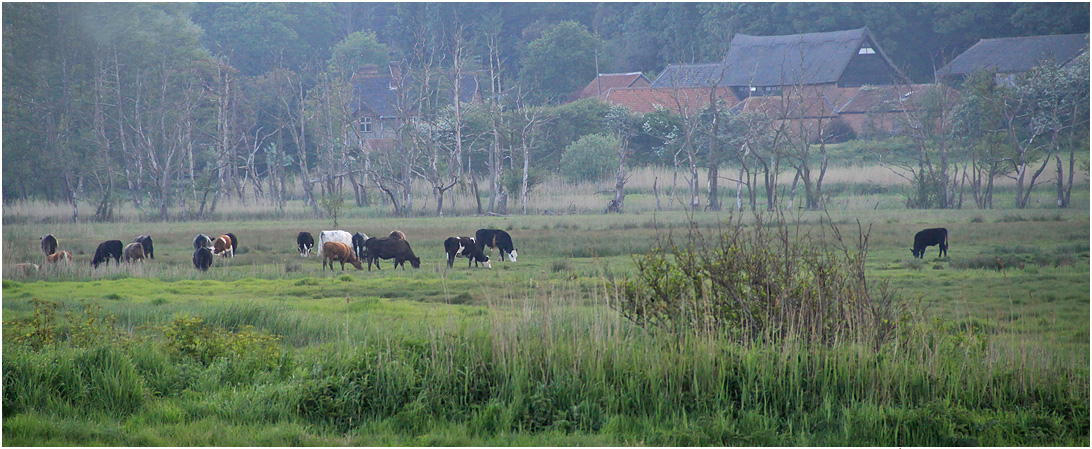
[3,278,1087,446]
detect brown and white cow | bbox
[212,234,234,258]
[45,251,72,265]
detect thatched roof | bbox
[936,34,1089,78]
[651,27,905,89]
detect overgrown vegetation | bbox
[613,212,903,346]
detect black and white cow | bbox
[134,235,154,259]
[911,227,948,259]
[297,231,315,258]
[91,240,124,268]
[475,229,518,262]
[351,232,368,261]
[194,234,213,250]
[444,237,491,269]
[193,246,213,271]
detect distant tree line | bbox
[3,3,1087,220]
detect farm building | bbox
[351,62,480,146]
[651,27,908,96]
[935,33,1089,85]
[601,27,920,138]
[570,72,651,101]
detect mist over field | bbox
[3,2,1089,446]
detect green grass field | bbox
[2,206,1089,446]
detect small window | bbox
[858,47,876,55]
[360,117,372,133]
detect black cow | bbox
[351,232,368,261]
[297,231,315,258]
[364,237,421,270]
[225,232,239,254]
[193,246,213,271]
[194,234,212,250]
[444,237,491,269]
[91,240,124,268]
[911,227,948,259]
[475,229,518,262]
[134,235,154,259]
[40,234,58,257]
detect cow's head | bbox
[481,256,492,269]
[910,248,920,258]
[508,250,518,262]
[409,257,421,269]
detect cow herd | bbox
[17,226,947,275]
[295,228,516,272]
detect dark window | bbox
[360,117,372,133]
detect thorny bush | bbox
[610,212,906,347]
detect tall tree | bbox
[518,21,604,104]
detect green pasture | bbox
[2,208,1089,446]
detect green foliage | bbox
[160,315,281,368]
[518,21,604,104]
[328,31,390,78]
[559,134,622,182]
[3,299,124,350]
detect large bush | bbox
[611,212,905,346]
[559,134,621,182]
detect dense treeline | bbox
[3,3,1088,219]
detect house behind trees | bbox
[935,33,1089,86]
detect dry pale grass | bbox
[3,164,1087,223]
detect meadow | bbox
[2,167,1089,446]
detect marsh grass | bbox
[2,208,1088,446]
[3,280,1087,446]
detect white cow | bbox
[318,230,355,257]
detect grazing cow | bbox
[194,234,213,250]
[444,237,491,269]
[212,234,234,258]
[40,234,58,256]
[46,251,72,264]
[192,247,213,271]
[319,230,355,257]
[475,229,519,262]
[123,242,145,263]
[91,240,124,268]
[134,235,154,259]
[322,241,364,271]
[297,231,315,258]
[351,232,368,261]
[226,232,239,254]
[363,237,421,270]
[911,227,948,259]
[12,263,39,275]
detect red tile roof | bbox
[603,86,740,115]
[573,72,651,100]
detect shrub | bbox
[611,212,905,346]
[560,134,621,182]
[160,315,281,368]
